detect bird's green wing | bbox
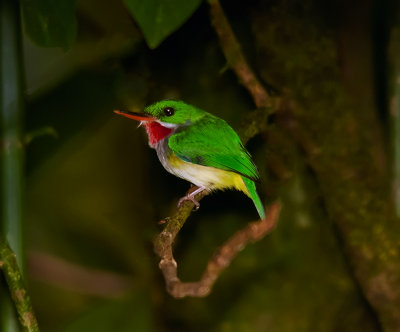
[168,115,259,181]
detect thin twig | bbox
[208,0,273,109]
[0,240,39,332]
[154,202,281,298]
[208,0,280,145]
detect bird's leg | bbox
[178,186,208,211]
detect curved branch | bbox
[154,201,281,298]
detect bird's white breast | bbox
[155,138,249,195]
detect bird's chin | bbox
[157,121,180,129]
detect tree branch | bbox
[208,0,281,145]
[208,0,273,110]
[154,201,281,298]
[0,239,39,332]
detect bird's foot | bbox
[177,186,207,211]
[178,195,200,210]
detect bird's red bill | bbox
[114,110,156,122]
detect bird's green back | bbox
[168,114,259,181]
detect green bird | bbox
[115,100,265,219]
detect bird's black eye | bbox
[163,107,175,116]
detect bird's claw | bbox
[178,195,200,211]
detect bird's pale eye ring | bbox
[163,107,175,116]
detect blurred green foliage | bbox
[124,0,203,48]
[21,0,78,49]
[20,0,202,49]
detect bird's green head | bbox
[144,100,205,125]
[114,100,206,126]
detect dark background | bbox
[13,0,400,330]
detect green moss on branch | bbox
[0,239,39,332]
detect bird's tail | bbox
[242,177,266,220]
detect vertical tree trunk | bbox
[0,0,25,331]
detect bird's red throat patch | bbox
[144,121,173,147]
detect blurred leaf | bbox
[21,0,78,49]
[62,292,153,332]
[123,0,202,48]
[24,126,58,145]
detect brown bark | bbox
[249,0,400,329]
[154,201,280,298]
